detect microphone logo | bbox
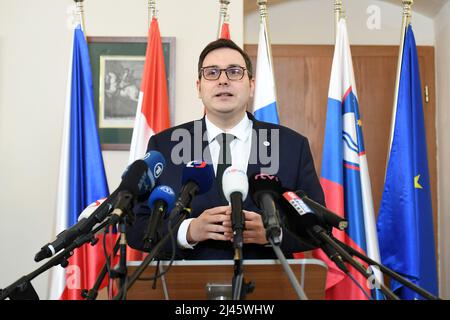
[282,191,312,216]
[160,185,175,195]
[254,173,279,181]
[187,160,207,168]
[154,162,164,178]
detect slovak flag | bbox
[318,18,383,300]
[48,24,111,300]
[127,17,170,261]
[252,20,279,124]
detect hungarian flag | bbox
[127,17,170,261]
[48,24,112,300]
[318,18,382,300]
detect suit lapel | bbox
[245,113,272,207]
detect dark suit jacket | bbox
[127,112,325,260]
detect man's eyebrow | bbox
[202,64,243,68]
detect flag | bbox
[127,17,170,261]
[49,24,111,300]
[219,22,230,39]
[318,18,382,300]
[377,25,438,300]
[252,19,279,124]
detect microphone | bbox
[170,160,214,216]
[143,185,176,249]
[295,190,348,231]
[248,173,282,245]
[34,151,165,262]
[222,167,248,250]
[280,190,349,273]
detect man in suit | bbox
[127,38,325,260]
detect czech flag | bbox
[49,24,111,300]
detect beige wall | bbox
[435,0,450,300]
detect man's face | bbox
[197,48,255,119]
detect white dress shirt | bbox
[177,113,253,248]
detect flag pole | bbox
[148,0,157,27]
[334,0,344,40]
[217,0,230,39]
[386,0,413,167]
[257,0,277,99]
[74,0,86,34]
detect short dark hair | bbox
[198,38,253,80]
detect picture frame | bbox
[88,36,175,150]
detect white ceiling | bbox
[244,0,449,18]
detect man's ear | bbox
[196,79,201,98]
[249,78,255,98]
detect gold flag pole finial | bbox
[334,0,345,40]
[217,0,231,39]
[257,0,268,21]
[402,0,413,25]
[74,0,86,33]
[148,0,157,26]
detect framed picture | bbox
[88,36,175,150]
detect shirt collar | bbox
[205,113,252,144]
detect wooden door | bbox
[245,44,437,237]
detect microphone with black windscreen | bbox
[248,173,282,245]
[170,161,214,217]
[142,185,176,249]
[222,167,248,251]
[34,151,165,262]
[280,190,349,273]
[295,190,348,231]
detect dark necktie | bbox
[216,133,235,198]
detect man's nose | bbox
[218,70,229,85]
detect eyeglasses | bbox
[200,66,247,81]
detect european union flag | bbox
[377,25,438,300]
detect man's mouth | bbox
[215,92,233,97]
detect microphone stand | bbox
[0,219,110,300]
[125,209,191,292]
[81,235,121,300]
[268,238,308,300]
[311,225,399,300]
[331,236,441,300]
[230,192,246,300]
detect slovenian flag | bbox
[318,18,383,300]
[252,19,279,124]
[377,25,438,300]
[48,24,111,300]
